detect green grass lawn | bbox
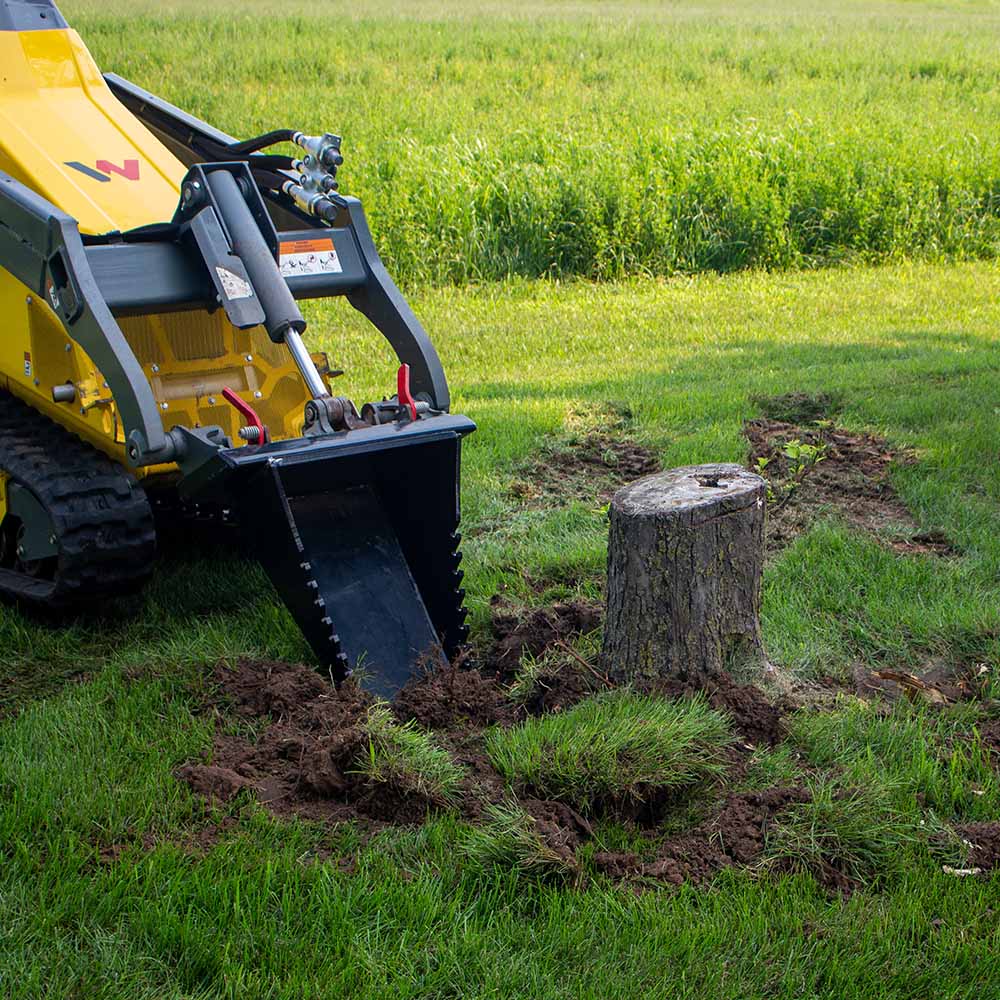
[4,261,1000,998]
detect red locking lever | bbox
[396,363,417,422]
[222,386,268,445]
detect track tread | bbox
[0,391,156,606]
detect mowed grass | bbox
[486,692,731,813]
[4,261,1000,997]
[59,0,1000,283]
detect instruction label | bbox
[279,237,342,277]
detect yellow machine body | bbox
[0,26,312,475]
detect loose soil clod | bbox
[394,663,523,730]
[594,786,811,885]
[744,417,954,557]
[489,599,602,674]
[956,822,1000,872]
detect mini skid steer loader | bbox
[0,0,474,695]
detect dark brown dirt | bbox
[488,599,603,675]
[593,786,810,885]
[394,662,523,730]
[975,719,1000,756]
[175,639,796,889]
[177,660,408,825]
[648,672,786,747]
[744,418,954,557]
[957,822,1000,871]
[522,797,593,866]
[509,433,660,508]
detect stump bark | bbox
[602,463,766,685]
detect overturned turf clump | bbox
[486,691,732,816]
[760,781,919,892]
[357,703,465,806]
[461,798,586,878]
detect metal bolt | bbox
[25,295,32,305]
[208,396,216,405]
[102,381,108,389]
[160,402,168,410]
[254,390,262,399]
[151,364,160,373]
[128,445,138,460]
[64,343,72,352]
[245,354,253,362]
[48,533,56,546]
[16,545,23,556]
[33,379,39,387]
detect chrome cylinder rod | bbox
[285,329,329,399]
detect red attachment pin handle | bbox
[222,387,267,446]
[396,363,417,422]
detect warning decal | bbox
[279,237,343,277]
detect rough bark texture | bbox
[602,463,766,686]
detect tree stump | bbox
[602,463,766,686]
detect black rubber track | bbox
[0,390,156,606]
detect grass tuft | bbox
[486,691,732,813]
[355,703,465,805]
[461,799,578,878]
[761,780,920,887]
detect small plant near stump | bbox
[354,703,465,806]
[756,436,827,507]
[486,691,732,815]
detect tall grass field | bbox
[70,0,1000,284]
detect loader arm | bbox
[104,73,451,411]
[0,170,173,462]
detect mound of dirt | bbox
[649,671,786,747]
[957,822,1000,872]
[853,660,991,705]
[489,599,603,674]
[394,664,523,730]
[594,786,810,885]
[744,418,954,557]
[510,434,660,507]
[179,660,419,824]
[175,624,794,887]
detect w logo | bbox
[65,159,141,183]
